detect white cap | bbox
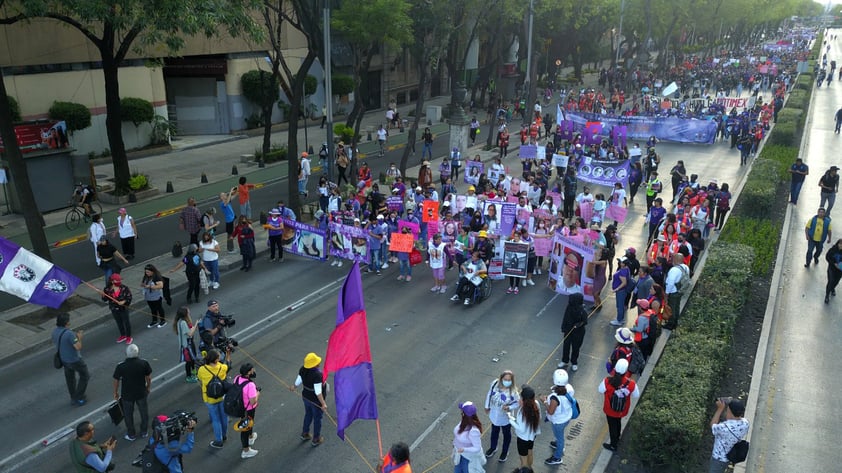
[553,369,568,386]
[615,358,629,375]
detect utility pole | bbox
[616,0,626,67]
[523,0,534,126]
[323,0,335,182]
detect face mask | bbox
[502,380,513,388]
[249,372,257,380]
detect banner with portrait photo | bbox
[576,158,630,188]
[422,200,439,222]
[281,219,327,260]
[464,161,484,185]
[398,220,420,239]
[488,167,503,186]
[328,222,370,264]
[549,233,595,301]
[485,200,517,238]
[552,153,569,169]
[502,241,529,278]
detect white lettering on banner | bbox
[715,97,748,109]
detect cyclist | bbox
[376,124,388,157]
[72,183,95,215]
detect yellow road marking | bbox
[54,235,87,248]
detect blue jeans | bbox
[551,420,569,459]
[239,201,252,219]
[298,177,308,195]
[454,456,470,473]
[302,399,323,438]
[807,239,825,265]
[205,401,227,442]
[204,259,219,284]
[615,289,628,322]
[399,258,411,276]
[791,180,804,203]
[820,191,836,214]
[370,249,382,271]
[423,142,433,159]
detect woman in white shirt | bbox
[483,371,520,463]
[453,401,485,473]
[507,384,541,469]
[114,207,138,260]
[88,214,107,266]
[541,369,575,465]
[199,231,221,289]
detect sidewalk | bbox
[0,94,523,366]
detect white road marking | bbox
[535,293,560,317]
[410,410,449,452]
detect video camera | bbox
[213,335,239,354]
[155,410,198,441]
[218,314,236,328]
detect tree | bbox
[120,97,154,127]
[0,68,51,260]
[241,69,280,146]
[333,0,413,148]
[0,0,262,193]
[48,101,92,134]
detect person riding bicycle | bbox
[73,183,95,215]
[450,250,488,305]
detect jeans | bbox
[63,360,90,402]
[298,177,308,195]
[807,239,825,265]
[820,192,836,214]
[239,201,252,220]
[422,142,433,159]
[399,259,411,277]
[615,289,628,322]
[489,424,512,456]
[205,401,228,442]
[122,396,149,437]
[204,259,219,284]
[369,249,382,271]
[551,420,570,459]
[454,456,470,473]
[302,399,323,438]
[111,308,131,337]
[709,457,730,473]
[791,180,804,203]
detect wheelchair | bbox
[452,276,493,307]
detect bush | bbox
[736,158,779,219]
[120,97,154,126]
[786,89,808,109]
[334,124,354,144]
[757,144,798,180]
[241,70,280,120]
[8,96,21,122]
[48,101,91,133]
[628,243,754,469]
[767,122,797,147]
[150,115,176,144]
[253,144,287,163]
[775,108,804,129]
[332,75,355,97]
[128,172,149,191]
[719,216,781,275]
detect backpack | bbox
[139,443,170,473]
[717,191,730,210]
[609,380,630,413]
[676,264,692,295]
[647,313,662,341]
[223,378,251,418]
[628,345,646,375]
[183,254,201,275]
[204,366,230,399]
[727,439,750,464]
[564,392,581,420]
[84,185,97,200]
[171,241,183,258]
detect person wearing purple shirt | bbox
[647,198,667,243]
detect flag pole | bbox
[375,418,384,460]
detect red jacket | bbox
[380,452,412,473]
[602,374,637,418]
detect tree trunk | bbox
[399,58,430,177]
[100,53,130,193]
[262,103,272,158]
[0,69,51,260]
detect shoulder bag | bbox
[53,330,68,369]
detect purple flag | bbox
[0,237,80,308]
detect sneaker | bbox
[485,447,497,458]
[124,434,137,442]
[186,376,198,383]
[430,286,440,292]
[241,448,259,458]
[826,295,830,304]
[270,257,276,262]
[124,337,133,344]
[602,443,617,452]
[381,263,389,269]
[300,433,312,441]
[550,440,557,449]
[337,261,343,267]
[73,399,87,407]
[537,268,542,274]
[140,432,149,439]
[507,287,513,294]
[498,453,508,462]
[311,436,325,447]
[376,271,382,275]
[439,286,447,294]
[249,433,257,446]
[527,279,535,286]
[513,287,519,294]
[545,457,563,465]
[450,295,460,301]
[147,322,157,328]
[209,441,224,449]
[116,336,127,343]
[157,321,167,328]
[212,282,220,289]
[571,364,578,372]
[405,276,412,281]
[331,260,338,266]
[521,280,527,287]
[557,362,567,369]
[609,320,623,326]
[464,298,471,305]
[397,275,405,281]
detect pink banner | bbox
[533,236,552,257]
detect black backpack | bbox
[609,380,630,412]
[647,313,662,341]
[139,443,170,473]
[628,345,646,375]
[171,241,183,258]
[727,440,749,464]
[223,378,251,418]
[204,366,230,399]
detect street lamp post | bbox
[523,0,534,125]
[323,0,334,182]
[615,0,626,68]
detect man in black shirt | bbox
[290,352,327,447]
[112,343,152,441]
[819,166,839,214]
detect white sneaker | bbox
[464,298,471,305]
[571,364,578,372]
[249,433,257,446]
[522,280,527,287]
[381,263,389,269]
[439,286,447,294]
[337,261,343,267]
[450,295,460,301]
[537,268,542,274]
[609,320,623,326]
[330,260,338,266]
[527,279,535,286]
[241,448,259,459]
[430,286,440,292]
[212,282,220,289]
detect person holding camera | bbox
[153,413,196,473]
[199,300,228,349]
[69,421,116,472]
[709,397,749,473]
[233,363,260,459]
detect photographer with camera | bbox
[69,421,116,472]
[709,397,749,472]
[198,300,236,352]
[152,411,197,473]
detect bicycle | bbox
[65,198,102,230]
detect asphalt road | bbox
[0,131,752,472]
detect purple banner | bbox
[498,201,517,238]
[564,112,718,144]
[519,145,537,159]
[386,196,403,213]
[281,219,328,261]
[576,158,630,188]
[328,222,370,264]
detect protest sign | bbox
[502,241,529,278]
[328,222,370,264]
[281,219,327,261]
[389,232,414,253]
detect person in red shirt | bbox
[237,176,256,219]
[597,358,640,452]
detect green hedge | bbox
[120,97,155,127]
[786,89,808,109]
[719,216,781,276]
[757,144,798,179]
[8,96,21,122]
[767,122,797,147]
[48,101,91,133]
[629,244,754,469]
[775,108,804,129]
[736,158,779,219]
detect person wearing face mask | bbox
[233,363,260,459]
[575,186,594,222]
[484,371,520,463]
[539,196,557,215]
[386,162,402,180]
